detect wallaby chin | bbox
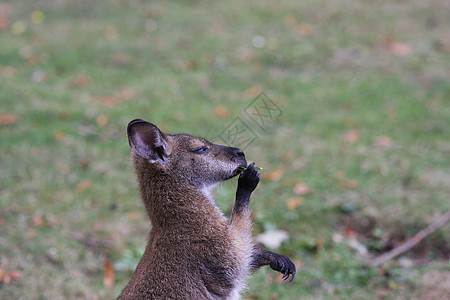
[118,120,295,300]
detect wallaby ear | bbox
[127,119,169,162]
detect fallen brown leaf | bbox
[388,42,413,57]
[78,159,90,168]
[77,180,93,192]
[0,4,11,31]
[213,106,230,118]
[334,170,345,180]
[286,197,304,210]
[103,260,115,287]
[9,270,22,281]
[0,267,5,282]
[53,130,65,141]
[96,114,109,127]
[32,215,44,227]
[0,268,22,284]
[0,113,18,125]
[262,167,285,181]
[343,129,360,144]
[128,211,141,221]
[296,23,314,36]
[293,182,310,195]
[244,85,263,99]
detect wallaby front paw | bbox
[237,162,260,195]
[269,255,296,282]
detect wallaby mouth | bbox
[231,162,248,178]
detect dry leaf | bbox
[97,114,109,127]
[339,180,359,189]
[32,216,44,227]
[0,113,18,125]
[53,130,65,141]
[388,42,413,56]
[0,268,22,284]
[286,197,304,210]
[343,129,360,144]
[0,267,5,282]
[262,167,285,181]
[213,106,229,118]
[334,170,345,180]
[77,180,93,192]
[244,85,263,99]
[0,4,11,30]
[103,260,115,287]
[9,270,22,281]
[293,182,310,195]
[296,23,314,36]
[79,159,90,168]
[128,211,141,221]
[344,228,357,238]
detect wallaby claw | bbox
[270,255,296,282]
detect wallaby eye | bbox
[193,146,209,154]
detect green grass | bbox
[1,0,449,299]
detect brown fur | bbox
[118,120,295,300]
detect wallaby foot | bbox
[251,249,296,282]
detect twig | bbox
[371,209,450,267]
[70,232,114,248]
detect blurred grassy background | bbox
[1,0,449,299]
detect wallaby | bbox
[118,119,295,300]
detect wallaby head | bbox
[127,119,247,190]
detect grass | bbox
[1,0,449,299]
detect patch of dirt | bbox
[336,214,450,261]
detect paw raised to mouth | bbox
[236,164,263,174]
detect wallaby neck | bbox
[135,167,222,228]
